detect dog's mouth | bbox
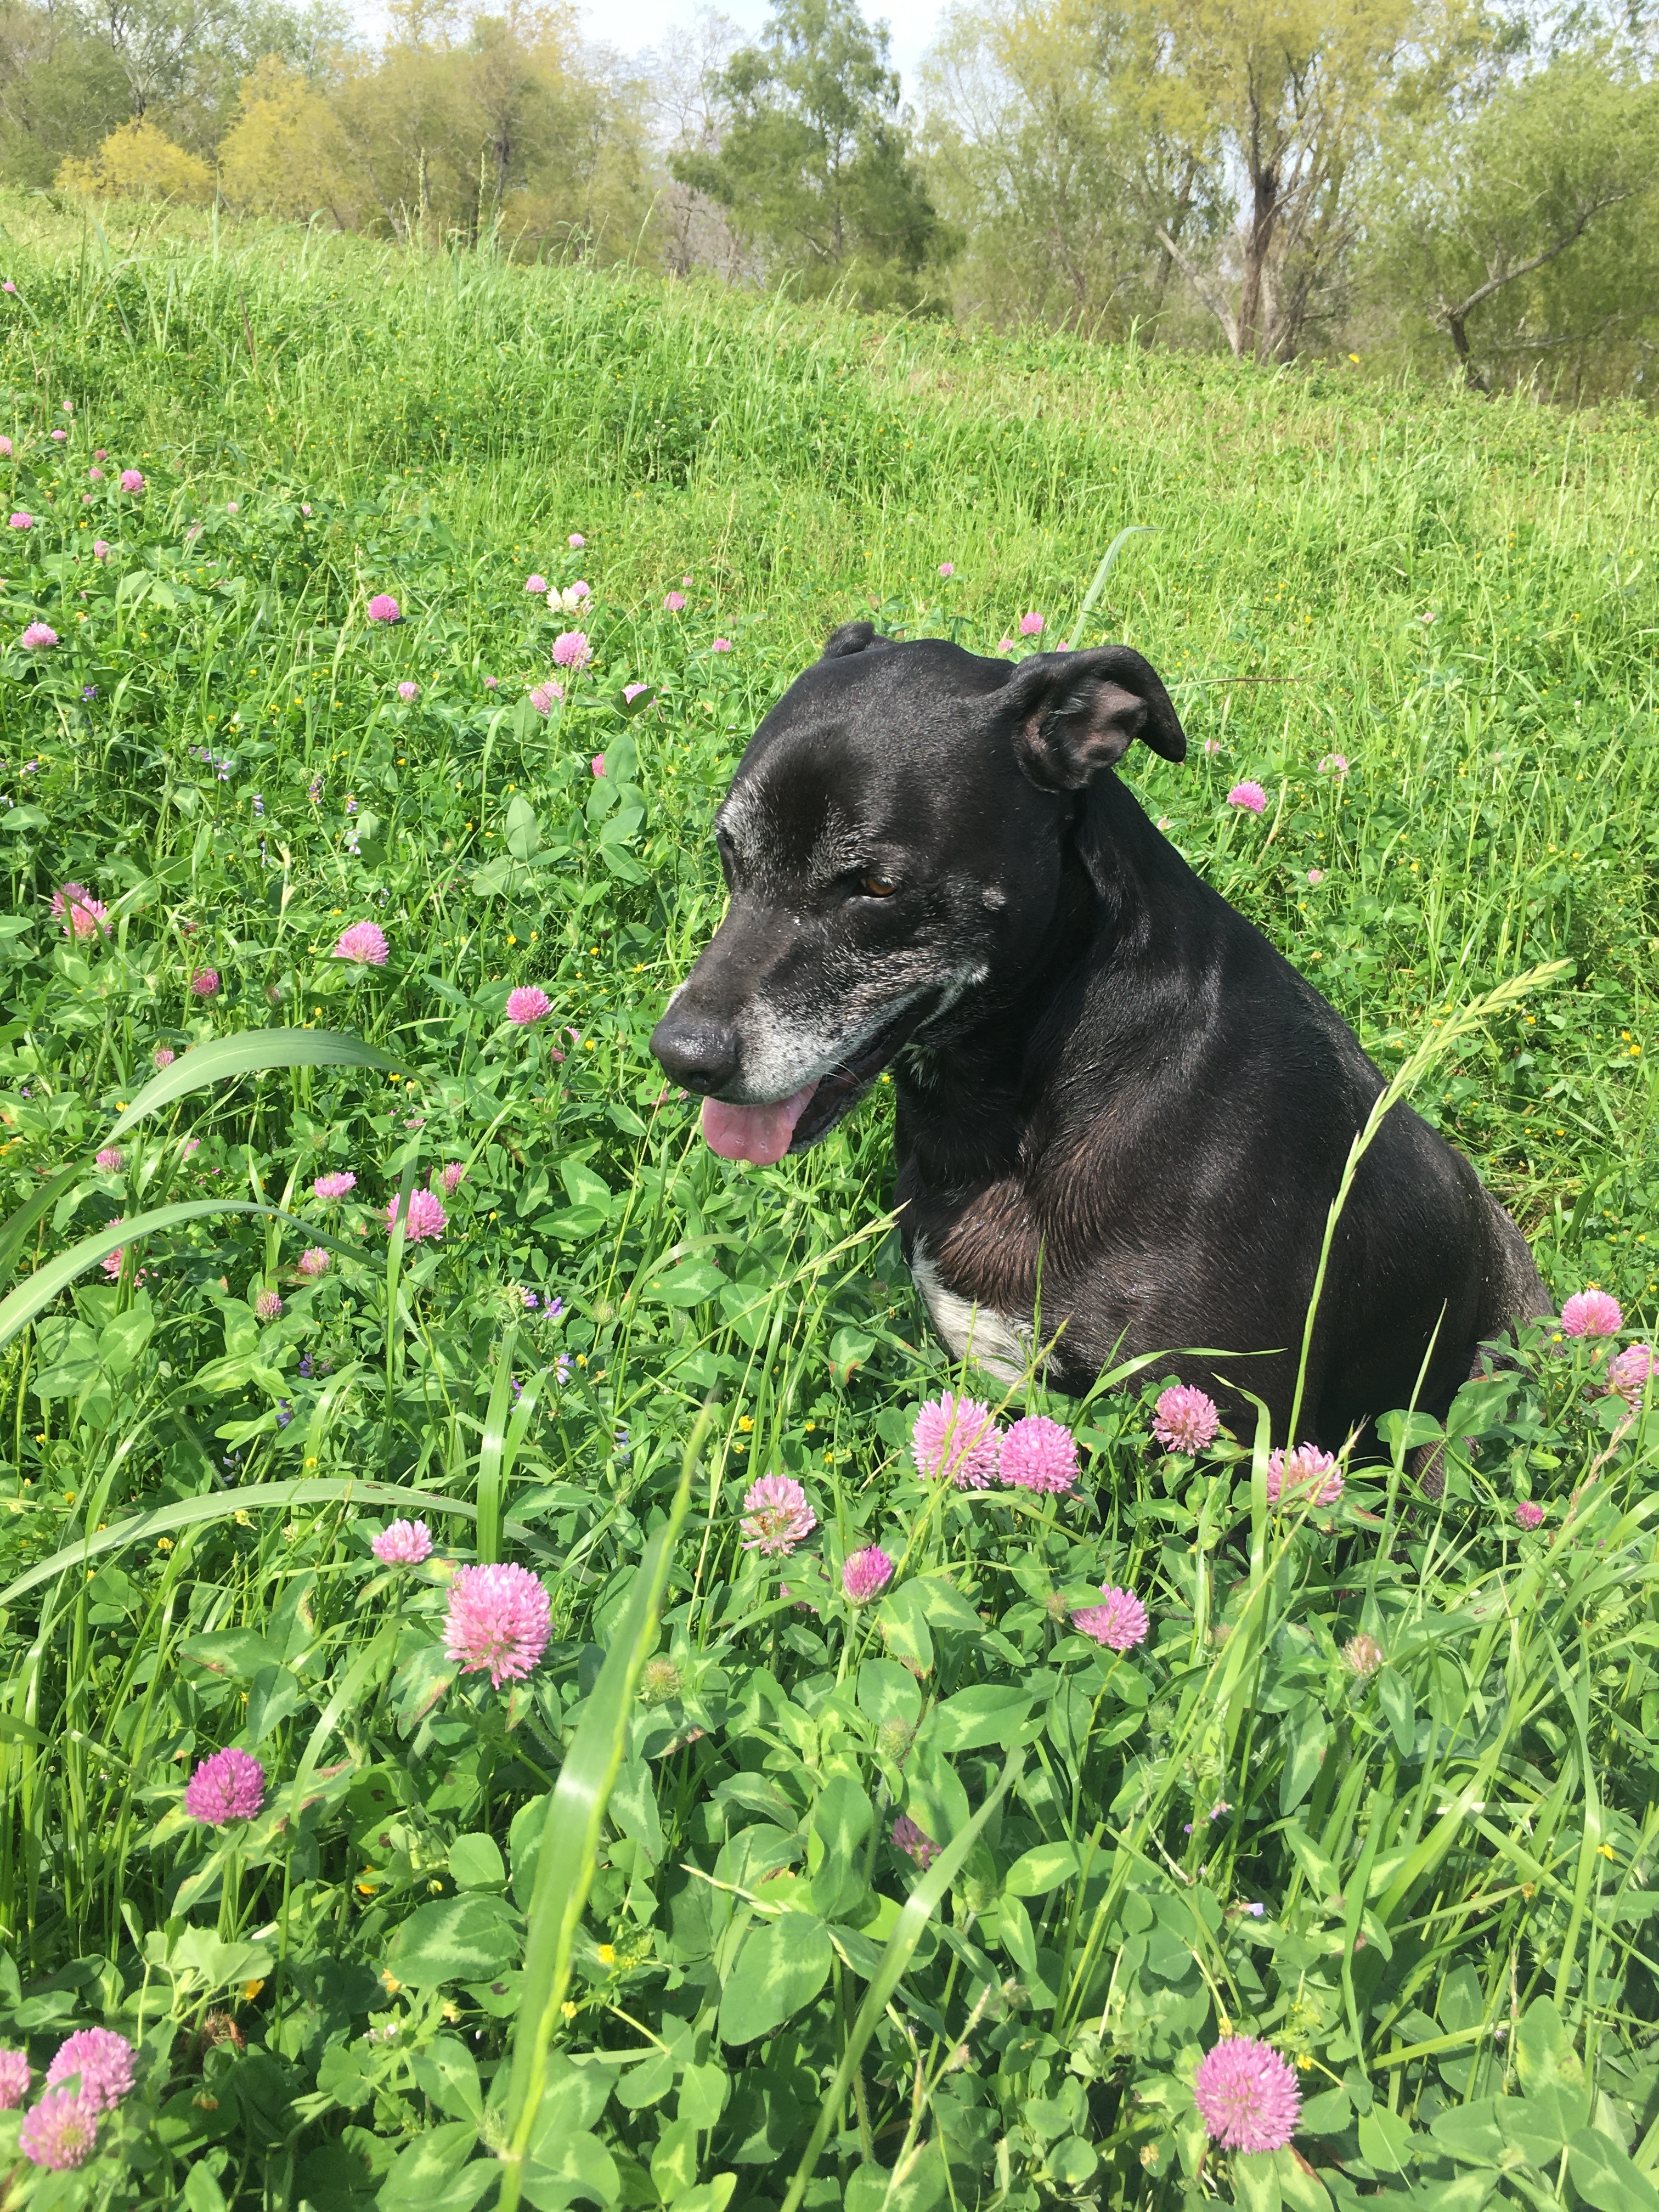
[701,995,936,1166]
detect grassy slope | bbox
[0,198,1654,2209]
[14,201,1655,1289]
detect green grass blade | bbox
[498,1407,710,2208]
[0,1164,83,1294]
[383,1152,420,1425]
[102,1028,400,1144]
[285,1622,402,1827]
[1284,959,1572,1446]
[476,1322,518,1566]
[778,1747,1026,2212]
[1066,525,1154,646]
[0,1477,543,1611]
[0,1200,361,1357]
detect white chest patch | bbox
[911,1241,1035,1387]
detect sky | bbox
[580,1,947,89]
[346,0,949,95]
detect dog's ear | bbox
[821,620,893,661]
[1005,646,1186,789]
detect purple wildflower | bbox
[1152,1384,1221,1453]
[1072,1584,1149,1651]
[184,1747,266,1826]
[1561,1288,1622,1337]
[842,1547,894,1604]
[443,1562,550,1685]
[19,2087,99,2168]
[1265,1444,1342,1508]
[1609,1343,1654,1404]
[386,1188,447,1243]
[740,1474,817,1556]
[999,1413,1079,1493]
[1193,2037,1301,2152]
[911,1393,1001,1489]
[45,2028,133,2113]
[506,985,551,1025]
[332,920,388,966]
[373,1519,432,1566]
[891,1814,939,1868]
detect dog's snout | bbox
[651,1007,741,1096]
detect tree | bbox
[670,0,948,311]
[643,7,757,283]
[73,0,348,150]
[921,0,1224,341]
[0,1,130,185]
[1136,0,1429,363]
[217,52,362,222]
[310,0,651,256]
[1367,49,1659,394]
[55,111,213,196]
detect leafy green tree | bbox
[1133,0,1434,363]
[922,0,1492,363]
[1367,48,1659,394]
[77,0,348,148]
[922,0,1224,342]
[297,1,652,258]
[0,0,347,178]
[671,0,949,311]
[0,1,129,184]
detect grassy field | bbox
[0,198,1655,2211]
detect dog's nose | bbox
[651,1008,741,1095]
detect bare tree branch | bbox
[1437,189,1635,329]
[1156,223,1237,352]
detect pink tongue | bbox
[702,1081,819,1166]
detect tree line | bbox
[5,0,1657,399]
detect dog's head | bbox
[650,622,1186,1162]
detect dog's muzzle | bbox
[659,990,941,1167]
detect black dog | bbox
[650,625,1548,1446]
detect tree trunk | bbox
[1444,307,1489,393]
[1236,160,1279,362]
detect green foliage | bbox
[670,0,949,312]
[0,217,1652,2208]
[921,2,1225,345]
[1365,48,1659,395]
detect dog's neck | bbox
[896,773,1196,1190]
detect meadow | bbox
[0,198,1655,2212]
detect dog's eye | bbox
[861,870,897,898]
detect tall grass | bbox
[0,198,1651,2208]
